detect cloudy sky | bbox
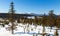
[0,0,60,15]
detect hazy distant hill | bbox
[0,13,58,19]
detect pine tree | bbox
[48,10,56,32]
[7,2,17,34]
[42,13,46,36]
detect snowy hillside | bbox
[0,23,59,36]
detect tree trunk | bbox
[11,22,14,34]
[50,27,52,32]
[27,23,30,33]
[24,26,26,33]
[42,26,45,36]
[12,29,14,34]
[54,29,58,36]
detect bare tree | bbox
[54,29,58,36]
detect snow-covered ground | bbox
[0,23,59,36]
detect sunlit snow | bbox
[0,23,59,36]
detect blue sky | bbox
[0,0,60,15]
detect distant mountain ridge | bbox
[0,13,58,19]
